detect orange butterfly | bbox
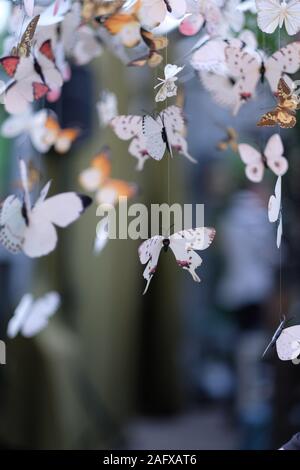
[99,0,142,48]
[257,78,300,128]
[129,28,168,67]
[79,147,138,205]
[217,127,239,152]
[43,115,80,154]
[82,0,125,22]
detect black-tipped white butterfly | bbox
[0,159,92,258]
[138,227,216,294]
[7,291,60,338]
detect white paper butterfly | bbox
[154,63,184,102]
[256,0,300,35]
[110,106,196,170]
[97,90,118,128]
[1,108,50,153]
[139,0,187,30]
[268,175,283,249]
[225,41,300,112]
[138,227,216,294]
[0,159,92,258]
[7,291,60,338]
[238,134,288,183]
[262,316,300,360]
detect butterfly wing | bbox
[94,215,109,255]
[128,135,150,170]
[284,0,300,35]
[142,115,166,161]
[0,196,26,254]
[169,227,216,282]
[110,115,142,140]
[138,235,163,294]
[257,107,296,128]
[2,57,46,114]
[276,325,300,360]
[21,292,61,337]
[265,42,300,91]
[268,175,281,223]
[139,0,168,29]
[96,179,137,205]
[256,0,281,33]
[7,293,33,338]
[22,193,92,257]
[225,46,260,102]
[264,134,288,176]
[155,80,178,102]
[238,144,264,182]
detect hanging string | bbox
[165,31,171,208]
[278,26,283,320]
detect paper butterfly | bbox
[79,147,137,254]
[79,147,138,206]
[7,291,60,338]
[138,227,216,294]
[0,40,63,115]
[268,175,283,248]
[1,108,51,153]
[139,0,186,30]
[238,134,288,183]
[129,28,168,67]
[82,0,125,22]
[11,15,40,58]
[43,114,80,154]
[154,63,184,102]
[262,316,300,360]
[97,90,118,127]
[224,41,300,113]
[101,0,142,48]
[0,159,92,257]
[256,0,300,35]
[217,127,238,152]
[257,77,300,128]
[110,105,196,170]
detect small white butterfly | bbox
[139,227,216,294]
[1,108,50,153]
[238,134,288,183]
[110,106,196,170]
[0,159,92,258]
[263,316,300,360]
[154,63,184,102]
[268,175,283,249]
[256,0,300,35]
[97,90,118,128]
[7,291,60,338]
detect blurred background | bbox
[0,0,300,451]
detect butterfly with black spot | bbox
[0,159,92,258]
[139,227,216,294]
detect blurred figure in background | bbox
[217,183,279,449]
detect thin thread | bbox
[165,31,170,207]
[278,27,283,319]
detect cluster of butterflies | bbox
[1,0,300,353]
